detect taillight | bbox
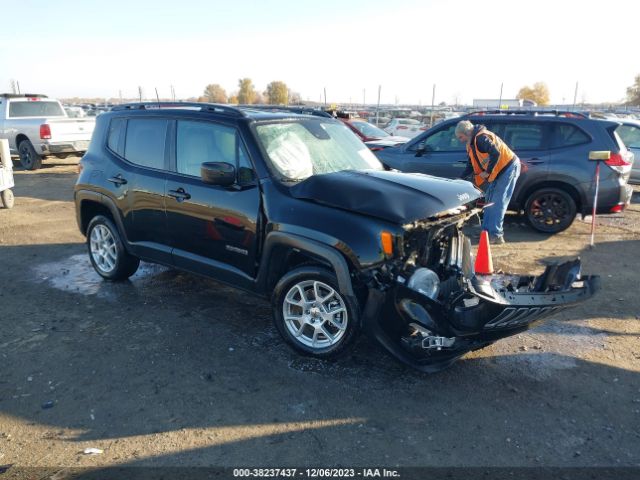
[605,153,631,167]
[40,124,51,139]
[370,147,384,152]
[610,204,625,213]
[604,151,632,175]
[397,126,408,129]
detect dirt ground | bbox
[0,157,639,471]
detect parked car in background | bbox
[64,106,87,118]
[384,118,426,138]
[0,94,95,169]
[368,115,392,128]
[612,118,640,184]
[376,110,634,233]
[339,117,409,150]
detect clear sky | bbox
[1,0,637,105]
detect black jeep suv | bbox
[74,103,598,372]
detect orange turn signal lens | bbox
[381,231,393,255]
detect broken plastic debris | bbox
[83,448,103,455]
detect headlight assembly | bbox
[407,268,440,300]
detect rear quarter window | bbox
[106,118,126,157]
[549,123,590,149]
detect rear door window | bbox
[124,118,169,169]
[549,123,590,149]
[502,122,546,150]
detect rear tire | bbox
[86,215,140,280]
[272,266,360,358]
[525,187,576,233]
[18,140,42,170]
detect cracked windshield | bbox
[256,120,383,180]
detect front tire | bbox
[272,266,360,358]
[18,140,42,170]
[525,187,576,233]
[86,215,140,280]
[1,189,14,209]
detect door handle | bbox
[456,160,468,164]
[526,158,545,165]
[168,188,191,202]
[107,174,127,186]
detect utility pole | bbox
[138,86,143,102]
[376,85,381,126]
[430,84,436,127]
[323,87,327,107]
[16,81,21,94]
[498,82,504,108]
[572,81,579,109]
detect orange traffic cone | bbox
[474,230,494,275]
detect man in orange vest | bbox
[455,120,521,244]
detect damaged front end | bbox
[361,208,600,373]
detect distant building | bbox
[472,99,537,108]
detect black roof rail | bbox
[240,105,333,118]
[111,102,246,117]
[0,93,48,98]
[465,109,588,119]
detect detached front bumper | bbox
[363,258,600,372]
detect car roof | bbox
[110,102,334,122]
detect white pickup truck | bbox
[0,94,95,170]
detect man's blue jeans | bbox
[482,158,521,238]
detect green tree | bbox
[265,81,289,105]
[238,78,256,104]
[203,84,227,103]
[516,82,550,105]
[626,74,640,106]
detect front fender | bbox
[256,231,355,298]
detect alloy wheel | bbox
[529,193,571,229]
[282,280,348,349]
[89,224,118,273]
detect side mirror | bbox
[588,151,611,161]
[415,141,426,157]
[201,162,236,186]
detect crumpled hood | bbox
[289,170,482,224]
